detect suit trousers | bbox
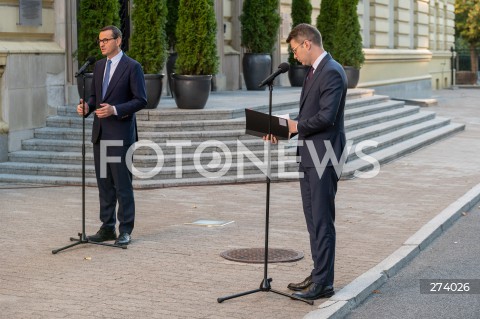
[299,163,337,286]
[93,143,135,234]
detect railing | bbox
[454,48,480,71]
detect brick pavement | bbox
[0,88,479,319]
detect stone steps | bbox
[12,115,446,167]
[47,94,392,130]
[0,120,464,187]
[33,102,414,142]
[1,118,463,181]
[343,122,465,179]
[0,88,465,188]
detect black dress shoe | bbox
[87,228,117,242]
[115,232,131,246]
[287,275,313,291]
[292,283,334,300]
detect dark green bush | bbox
[77,0,120,66]
[334,0,365,68]
[240,0,281,53]
[175,0,218,75]
[128,0,168,74]
[288,0,312,65]
[316,0,338,56]
[166,0,179,51]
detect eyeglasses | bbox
[291,40,307,55]
[96,37,117,45]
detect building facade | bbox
[0,0,455,156]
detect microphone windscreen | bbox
[278,62,290,73]
[87,56,96,64]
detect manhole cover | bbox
[220,248,304,263]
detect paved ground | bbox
[0,88,479,319]
[345,203,480,319]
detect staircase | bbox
[0,88,464,188]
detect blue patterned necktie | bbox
[102,60,112,99]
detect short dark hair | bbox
[100,25,122,39]
[286,23,322,47]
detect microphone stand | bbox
[217,81,312,305]
[52,72,126,254]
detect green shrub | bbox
[334,0,365,68]
[175,0,218,75]
[288,0,312,65]
[128,0,168,74]
[240,0,281,54]
[316,0,338,56]
[166,0,179,51]
[77,0,120,66]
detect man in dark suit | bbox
[285,23,348,300]
[77,25,147,246]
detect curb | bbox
[303,182,480,319]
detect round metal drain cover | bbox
[220,248,304,263]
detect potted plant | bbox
[333,0,365,88]
[165,0,179,96]
[240,0,281,90]
[316,0,338,56]
[288,0,312,87]
[172,0,218,109]
[76,0,120,99]
[128,0,168,109]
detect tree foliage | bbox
[77,0,120,67]
[175,0,218,75]
[288,0,312,65]
[333,0,364,68]
[455,0,480,73]
[166,0,180,51]
[128,0,168,74]
[240,0,281,53]
[316,0,338,56]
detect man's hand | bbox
[262,134,278,144]
[77,99,89,116]
[288,119,298,134]
[95,103,115,118]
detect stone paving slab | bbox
[0,88,479,319]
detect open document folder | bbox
[244,108,291,140]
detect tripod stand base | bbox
[217,278,314,305]
[52,233,127,254]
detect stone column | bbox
[0,53,8,162]
[415,0,430,50]
[370,0,390,49]
[223,0,241,90]
[213,0,226,91]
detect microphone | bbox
[75,56,96,77]
[258,62,290,87]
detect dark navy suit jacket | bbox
[296,53,347,286]
[86,54,147,145]
[297,53,347,168]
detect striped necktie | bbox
[102,59,112,99]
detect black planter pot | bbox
[243,53,271,90]
[343,66,360,89]
[166,52,178,97]
[172,74,212,109]
[288,65,310,87]
[76,73,93,100]
[144,74,164,109]
[76,73,163,109]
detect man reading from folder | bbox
[280,23,347,300]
